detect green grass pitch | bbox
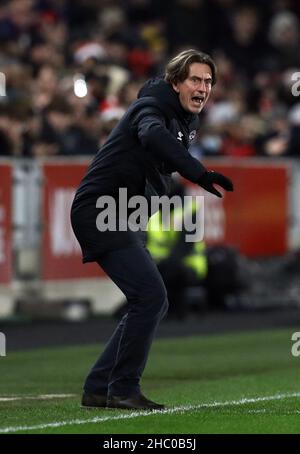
[0,327,299,434]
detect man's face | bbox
[172,62,213,114]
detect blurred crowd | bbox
[1,0,300,159]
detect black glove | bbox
[198,170,234,198]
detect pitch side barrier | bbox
[0,157,299,319]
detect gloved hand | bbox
[198,170,234,198]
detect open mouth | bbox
[191,96,205,106]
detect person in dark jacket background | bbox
[71,49,234,410]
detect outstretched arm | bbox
[133,108,234,197]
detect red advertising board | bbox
[185,160,288,257]
[0,163,12,284]
[42,162,103,280]
[42,159,289,281]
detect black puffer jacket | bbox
[73,77,206,205]
[71,78,207,261]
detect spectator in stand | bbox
[220,4,273,79]
[268,10,300,70]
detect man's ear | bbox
[172,82,180,93]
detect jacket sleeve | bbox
[132,107,206,183]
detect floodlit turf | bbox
[0,327,300,434]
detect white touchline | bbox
[0,391,300,433]
[0,394,75,402]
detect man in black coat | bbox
[71,49,233,410]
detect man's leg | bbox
[83,314,128,396]
[158,262,188,319]
[84,244,168,399]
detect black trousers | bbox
[84,242,169,397]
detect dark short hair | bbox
[165,49,217,86]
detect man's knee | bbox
[143,281,168,316]
[159,296,169,319]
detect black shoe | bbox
[81,392,107,408]
[107,393,165,411]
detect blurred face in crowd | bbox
[47,110,72,132]
[233,7,258,44]
[172,63,212,114]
